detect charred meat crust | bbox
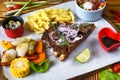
[42,23,96,61]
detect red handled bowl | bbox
[2,16,24,38]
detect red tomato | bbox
[1,62,10,66]
[77,0,83,5]
[7,7,14,11]
[99,2,105,7]
[24,54,38,60]
[31,52,46,63]
[112,63,120,73]
[13,4,22,10]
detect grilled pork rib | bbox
[42,23,96,61]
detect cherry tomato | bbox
[77,0,83,5]
[7,7,14,11]
[99,2,105,7]
[112,63,120,73]
[13,4,22,10]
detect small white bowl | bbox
[75,0,106,22]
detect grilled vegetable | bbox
[11,35,32,46]
[1,49,17,66]
[29,59,50,73]
[1,40,14,50]
[27,40,36,55]
[16,42,28,57]
[31,52,46,63]
[35,40,43,53]
[24,54,38,60]
[10,58,30,78]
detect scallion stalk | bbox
[3,2,47,16]
[14,0,32,16]
[3,9,18,16]
[4,1,49,5]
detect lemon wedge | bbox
[75,48,90,63]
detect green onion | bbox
[3,3,47,16]
[4,1,49,5]
[14,0,32,16]
[3,9,18,16]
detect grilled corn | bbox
[10,58,30,78]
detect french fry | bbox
[25,8,75,34]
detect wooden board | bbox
[0,0,120,80]
[0,0,70,23]
[103,0,120,32]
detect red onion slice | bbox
[49,23,83,44]
[57,26,70,32]
[67,27,79,38]
[66,35,83,43]
[49,31,63,45]
[49,31,56,41]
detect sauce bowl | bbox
[98,27,120,51]
[2,16,24,38]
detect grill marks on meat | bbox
[42,23,96,61]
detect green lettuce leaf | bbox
[100,69,120,80]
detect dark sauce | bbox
[102,36,119,48]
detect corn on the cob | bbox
[10,58,30,78]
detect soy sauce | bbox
[102,36,119,48]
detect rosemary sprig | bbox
[72,23,90,28]
[14,0,32,16]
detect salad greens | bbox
[100,69,120,80]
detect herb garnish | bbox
[118,25,120,29]
[72,23,90,28]
[50,22,70,46]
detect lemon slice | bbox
[75,48,90,63]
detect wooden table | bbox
[103,0,120,32]
[0,0,120,80]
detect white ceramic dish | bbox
[75,0,106,21]
[0,1,120,80]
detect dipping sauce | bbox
[102,36,119,48]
